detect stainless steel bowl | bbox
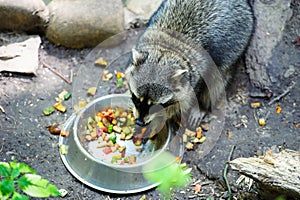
[59,94,184,194]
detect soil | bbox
[0,2,299,200]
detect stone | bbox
[46,0,124,48]
[126,0,163,19]
[245,0,293,90]
[283,65,295,78]
[0,35,41,74]
[0,0,49,33]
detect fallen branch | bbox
[42,61,72,85]
[268,81,296,105]
[230,149,300,199]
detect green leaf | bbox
[46,183,61,196]
[0,162,11,177]
[18,174,60,198]
[11,168,20,179]
[17,176,33,190]
[11,192,30,200]
[0,178,14,196]
[18,163,36,174]
[143,151,191,197]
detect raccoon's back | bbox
[147,0,254,68]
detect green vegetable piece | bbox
[59,145,69,155]
[126,118,132,125]
[122,127,131,135]
[110,133,117,143]
[43,106,55,116]
[64,92,71,100]
[117,78,123,87]
[123,157,129,163]
[199,136,206,143]
[111,157,118,163]
[87,117,95,124]
[108,124,113,133]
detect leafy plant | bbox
[0,161,60,200]
[143,151,192,199]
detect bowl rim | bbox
[73,93,171,169]
[59,113,161,194]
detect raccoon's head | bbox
[125,48,191,126]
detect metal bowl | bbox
[59,94,184,194]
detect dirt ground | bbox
[1,2,299,200]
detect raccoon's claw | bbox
[187,110,207,130]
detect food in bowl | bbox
[83,106,157,165]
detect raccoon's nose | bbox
[135,119,147,127]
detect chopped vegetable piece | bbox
[64,92,71,100]
[117,78,123,87]
[128,155,137,164]
[108,124,113,133]
[134,139,142,146]
[57,90,69,101]
[196,127,202,139]
[102,147,112,154]
[250,102,261,108]
[276,105,282,114]
[59,145,69,155]
[258,118,266,126]
[185,142,194,150]
[87,87,97,96]
[194,184,201,194]
[113,125,121,133]
[78,100,87,108]
[59,189,68,198]
[47,124,61,135]
[60,131,70,137]
[116,72,123,79]
[54,102,67,113]
[123,126,131,135]
[43,106,55,116]
[110,133,117,143]
[94,57,108,66]
[199,136,206,143]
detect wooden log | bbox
[230,149,300,199]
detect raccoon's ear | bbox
[132,48,148,66]
[172,69,188,80]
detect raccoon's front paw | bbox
[182,109,207,130]
[189,110,207,130]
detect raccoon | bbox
[125,0,254,128]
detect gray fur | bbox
[125,0,254,126]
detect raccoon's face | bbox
[125,48,190,126]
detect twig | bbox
[42,62,72,85]
[268,81,296,105]
[0,105,5,113]
[223,145,236,200]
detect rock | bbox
[46,0,124,48]
[0,0,49,33]
[0,35,41,74]
[245,0,293,90]
[126,0,163,20]
[283,65,295,78]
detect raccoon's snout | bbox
[135,118,147,127]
